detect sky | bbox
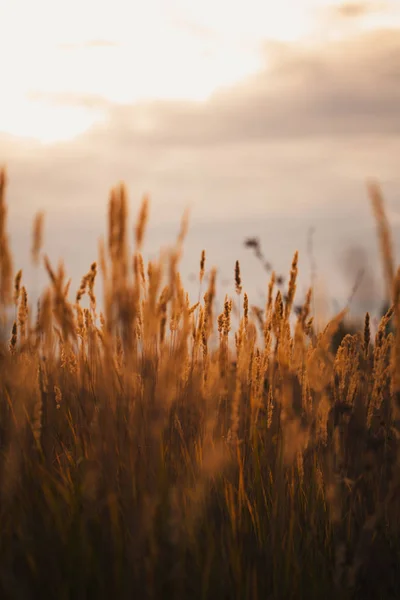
[1,0,400,328]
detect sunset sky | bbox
[1,0,400,323]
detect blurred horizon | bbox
[1,0,399,323]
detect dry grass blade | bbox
[31,211,45,266]
[368,180,395,304]
[134,194,149,251]
[0,167,13,307]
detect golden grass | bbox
[0,166,399,599]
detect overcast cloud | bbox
[2,4,400,323]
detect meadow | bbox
[0,166,399,599]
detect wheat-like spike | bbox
[0,167,13,307]
[134,194,149,250]
[235,260,242,296]
[13,269,22,307]
[368,181,394,304]
[31,211,45,266]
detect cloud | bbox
[62,27,399,149]
[4,27,400,227]
[3,26,400,318]
[27,27,400,149]
[333,2,389,19]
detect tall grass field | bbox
[0,167,399,599]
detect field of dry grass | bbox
[0,166,399,599]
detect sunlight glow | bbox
[0,0,399,144]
